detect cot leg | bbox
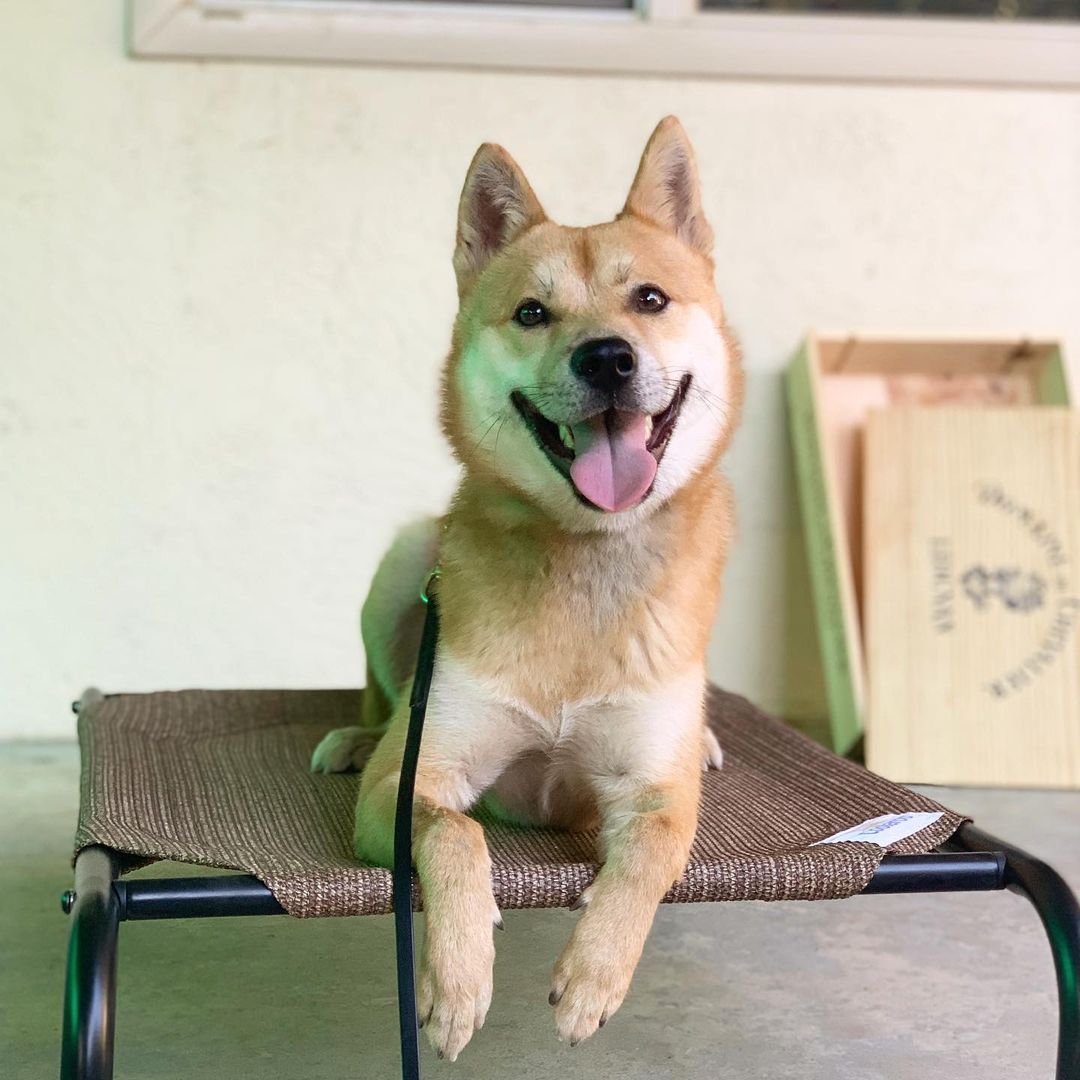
[1008,849,1080,1080]
[955,825,1080,1080]
[60,846,121,1080]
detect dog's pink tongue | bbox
[569,412,657,513]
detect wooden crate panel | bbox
[864,407,1080,787]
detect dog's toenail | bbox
[570,1038,580,1047]
[494,915,504,931]
[437,1049,445,1060]
[598,1014,607,1028]
[548,990,561,1006]
[569,895,587,911]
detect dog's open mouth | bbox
[510,374,692,513]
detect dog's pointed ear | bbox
[454,143,547,293]
[621,117,713,257]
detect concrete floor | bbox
[3,742,1078,1080]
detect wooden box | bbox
[786,334,1070,754]
[864,408,1080,788]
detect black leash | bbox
[393,583,440,1080]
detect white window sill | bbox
[129,0,1080,88]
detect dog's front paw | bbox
[550,908,638,1047]
[417,902,500,1061]
[310,726,366,773]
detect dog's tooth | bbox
[644,415,654,439]
[558,424,574,450]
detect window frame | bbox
[129,0,1080,87]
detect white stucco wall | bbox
[3,2,1079,737]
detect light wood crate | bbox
[864,407,1080,788]
[786,334,1070,754]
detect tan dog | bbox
[312,116,743,1060]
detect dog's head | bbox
[442,117,742,531]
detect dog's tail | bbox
[359,516,441,732]
[359,662,396,731]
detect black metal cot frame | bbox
[60,826,1080,1079]
[58,598,1080,1080]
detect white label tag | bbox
[813,812,944,848]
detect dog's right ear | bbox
[622,117,713,257]
[454,144,546,295]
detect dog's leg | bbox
[359,768,499,1061]
[550,677,704,1046]
[550,771,699,1045]
[354,654,529,1061]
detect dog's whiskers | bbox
[473,413,507,451]
[492,418,509,460]
[657,370,732,423]
[690,385,731,414]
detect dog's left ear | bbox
[622,117,713,257]
[454,143,547,294]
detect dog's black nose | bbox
[570,337,636,392]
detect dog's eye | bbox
[514,299,548,328]
[635,285,669,314]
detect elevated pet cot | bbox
[59,603,1080,1080]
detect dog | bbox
[311,116,743,1060]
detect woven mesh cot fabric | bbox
[75,686,965,918]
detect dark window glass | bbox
[701,0,1080,18]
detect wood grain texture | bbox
[865,407,1080,787]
